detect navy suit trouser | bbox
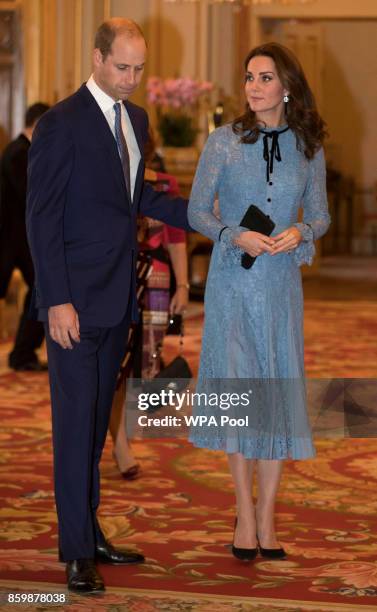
[45,309,130,561]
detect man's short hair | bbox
[25,103,50,128]
[95,18,145,60]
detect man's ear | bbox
[93,48,103,67]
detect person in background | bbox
[0,103,49,371]
[109,132,189,478]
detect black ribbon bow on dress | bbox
[260,126,289,183]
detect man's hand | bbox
[48,303,80,349]
[270,226,302,255]
[234,231,275,257]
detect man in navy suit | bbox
[26,18,191,593]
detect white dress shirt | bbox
[86,74,141,200]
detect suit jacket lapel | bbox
[124,101,144,156]
[124,101,145,208]
[78,85,130,207]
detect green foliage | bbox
[158,113,197,147]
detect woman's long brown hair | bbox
[232,42,327,159]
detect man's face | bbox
[93,34,147,100]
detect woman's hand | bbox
[170,286,189,315]
[234,231,275,257]
[270,226,302,255]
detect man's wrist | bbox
[49,303,72,309]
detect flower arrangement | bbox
[146,76,213,147]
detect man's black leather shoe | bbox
[95,540,145,565]
[13,360,48,372]
[66,559,105,593]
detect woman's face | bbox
[245,55,288,121]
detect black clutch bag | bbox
[166,314,183,336]
[240,204,275,269]
[142,356,192,413]
[142,315,192,412]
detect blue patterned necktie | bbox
[113,102,131,202]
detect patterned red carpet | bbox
[1,286,377,610]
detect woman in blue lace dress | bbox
[188,43,330,560]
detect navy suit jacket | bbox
[26,84,191,327]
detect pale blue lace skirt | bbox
[189,245,315,460]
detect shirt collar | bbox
[86,74,123,114]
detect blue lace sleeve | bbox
[188,128,246,259]
[293,147,331,266]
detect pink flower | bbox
[146,76,213,111]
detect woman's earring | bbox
[283,94,289,103]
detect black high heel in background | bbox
[232,518,258,561]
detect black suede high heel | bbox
[255,507,287,559]
[258,545,287,559]
[257,537,287,559]
[232,518,258,562]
